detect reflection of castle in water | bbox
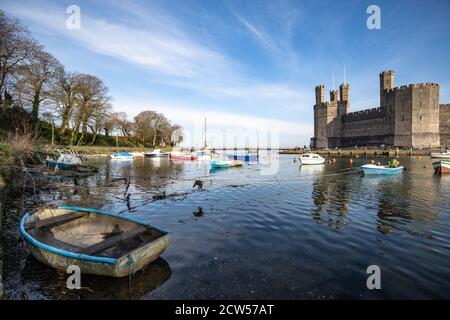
[309,166,352,229]
[309,158,441,234]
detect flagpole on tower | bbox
[344,65,346,84]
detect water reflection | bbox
[20,256,172,300]
[6,154,450,299]
[309,164,352,229]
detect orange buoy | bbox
[397,161,400,166]
[349,159,353,165]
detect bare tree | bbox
[48,71,80,135]
[134,110,180,146]
[109,112,133,137]
[70,74,110,145]
[15,47,63,124]
[0,10,38,108]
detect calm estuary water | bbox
[4,153,450,299]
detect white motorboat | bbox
[299,153,325,165]
[145,149,161,158]
[430,150,450,159]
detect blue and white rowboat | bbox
[361,164,404,175]
[20,206,171,277]
[211,160,243,168]
[110,152,134,160]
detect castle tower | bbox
[338,83,350,116]
[330,90,339,102]
[380,70,395,108]
[339,83,349,102]
[315,85,325,105]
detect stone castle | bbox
[312,70,450,148]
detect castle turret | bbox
[338,83,350,116]
[330,90,339,102]
[339,83,349,102]
[380,70,395,108]
[315,85,325,105]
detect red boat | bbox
[169,153,198,161]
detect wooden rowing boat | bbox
[20,206,171,277]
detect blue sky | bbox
[2,0,450,147]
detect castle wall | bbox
[410,84,440,148]
[392,86,413,147]
[440,104,450,147]
[341,108,389,147]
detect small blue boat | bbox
[361,164,404,175]
[46,159,77,170]
[45,154,82,170]
[211,160,243,168]
[111,152,134,160]
[227,154,258,161]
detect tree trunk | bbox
[60,107,71,135]
[31,86,42,125]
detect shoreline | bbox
[278,148,436,156]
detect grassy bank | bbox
[0,143,13,299]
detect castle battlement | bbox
[342,107,385,123]
[385,82,439,93]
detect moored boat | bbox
[299,153,325,165]
[145,149,161,158]
[110,152,134,160]
[210,160,243,168]
[432,160,450,174]
[19,206,171,277]
[169,153,198,160]
[430,150,450,159]
[227,154,258,161]
[46,154,82,169]
[361,164,404,175]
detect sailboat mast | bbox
[204,117,207,149]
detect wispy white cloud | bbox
[2,0,313,146]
